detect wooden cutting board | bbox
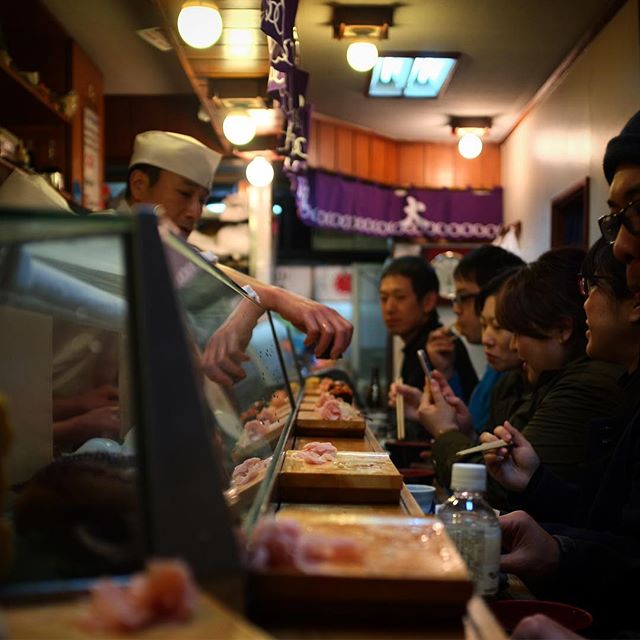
[4,591,271,639]
[250,509,472,623]
[295,411,366,438]
[277,450,402,503]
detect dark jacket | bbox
[509,366,640,525]
[432,357,625,509]
[538,396,640,637]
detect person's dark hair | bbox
[125,163,162,199]
[581,237,631,300]
[379,255,439,300]
[496,248,587,358]
[475,265,524,316]
[453,245,525,288]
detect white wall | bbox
[502,0,640,261]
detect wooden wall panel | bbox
[105,95,223,171]
[335,125,353,175]
[307,117,319,167]
[397,142,425,187]
[316,120,336,172]
[353,131,370,179]
[369,136,387,184]
[424,143,455,188]
[383,138,397,185]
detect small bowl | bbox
[490,599,593,633]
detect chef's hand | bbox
[54,405,121,449]
[426,328,456,379]
[52,384,119,421]
[500,510,560,584]
[268,288,353,360]
[417,379,459,438]
[202,299,263,387]
[511,614,584,639]
[480,421,540,493]
[389,382,423,421]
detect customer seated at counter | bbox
[495,107,640,640]
[378,255,478,440]
[480,238,640,525]
[402,248,624,510]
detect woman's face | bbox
[510,329,568,385]
[480,296,522,372]
[584,282,637,367]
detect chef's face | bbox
[379,275,435,342]
[130,168,208,240]
[610,165,640,294]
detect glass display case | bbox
[0,207,297,603]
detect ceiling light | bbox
[457,134,483,160]
[177,1,223,49]
[223,111,256,146]
[246,157,274,187]
[331,5,394,72]
[450,116,492,159]
[369,55,458,98]
[346,41,378,72]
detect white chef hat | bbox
[0,170,72,212]
[129,131,222,191]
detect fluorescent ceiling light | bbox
[368,55,458,98]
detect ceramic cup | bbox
[406,483,436,514]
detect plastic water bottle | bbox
[438,463,501,596]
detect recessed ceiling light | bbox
[368,55,458,98]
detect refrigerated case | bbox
[0,207,298,605]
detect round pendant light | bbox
[346,41,378,72]
[222,111,256,146]
[177,1,223,49]
[457,133,483,160]
[246,157,274,187]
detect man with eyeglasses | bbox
[495,109,640,639]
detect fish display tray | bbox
[278,451,402,503]
[295,410,366,438]
[250,509,472,624]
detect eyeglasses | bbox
[578,273,612,297]
[598,199,640,243]
[451,292,478,305]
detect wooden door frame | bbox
[550,177,590,250]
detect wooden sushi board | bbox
[250,509,472,623]
[295,410,366,438]
[5,591,270,639]
[277,450,402,503]
[225,466,269,516]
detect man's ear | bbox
[421,290,439,314]
[629,295,640,324]
[129,169,151,202]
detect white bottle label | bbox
[447,524,501,596]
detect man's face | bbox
[130,169,209,240]
[611,165,640,293]
[379,275,435,342]
[452,277,482,344]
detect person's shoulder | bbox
[565,356,625,382]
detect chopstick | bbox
[456,438,512,457]
[417,349,433,402]
[396,376,405,440]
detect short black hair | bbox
[581,237,632,300]
[454,245,525,288]
[379,255,439,300]
[475,265,524,315]
[125,163,162,199]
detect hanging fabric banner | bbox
[293,169,502,240]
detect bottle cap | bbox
[451,463,486,492]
